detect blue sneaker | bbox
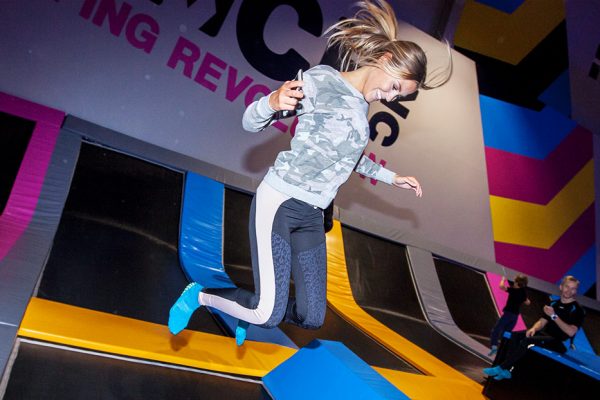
[483,366,502,376]
[493,368,512,381]
[168,282,202,335]
[236,320,249,346]
[488,345,498,356]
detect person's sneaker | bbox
[493,367,512,381]
[483,366,502,376]
[236,320,249,346]
[488,345,498,356]
[168,282,202,335]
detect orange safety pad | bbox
[375,367,486,400]
[325,220,481,391]
[18,297,296,377]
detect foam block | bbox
[263,339,410,399]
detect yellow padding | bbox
[375,367,486,400]
[454,0,564,65]
[20,298,483,398]
[325,221,481,391]
[490,160,594,248]
[18,297,295,377]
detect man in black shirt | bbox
[483,275,585,381]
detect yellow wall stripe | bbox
[454,0,564,65]
[325,220,482,393]
[490,160,594,248]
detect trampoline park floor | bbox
[4,340,268,400]
[2,143,272,398]
[13,123,599,398]
[2,140,491,399]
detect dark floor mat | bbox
[4,342,268,400]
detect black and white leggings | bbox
[199,181,327,329]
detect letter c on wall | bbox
[236,0,323,81]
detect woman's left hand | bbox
[393,175,422,197]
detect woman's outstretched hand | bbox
[393,175,422,197]
[268,80,304,111]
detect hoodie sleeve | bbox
[241,92,277,132]
[241,69,316,132]
[354,154,396,184]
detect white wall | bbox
[0,0,494,261]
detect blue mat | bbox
[503,331,600,380]
[179,172,296,348]
[264,339,409,400]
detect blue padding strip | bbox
[264,340,409,400]
[572,329,596,355]
[539,70,572,117]
[503,321,596,358]
[475,0,524,14]
[531,347,600,380]
[180,173,230,288]
[180,173,297,348]
[480,95,577,158]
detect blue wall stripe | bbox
[539,70,572,117]
[558,246,596,297]
[475,0,524,14]
[480,95,577,158]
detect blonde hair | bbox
[325,0,452,90]
[560,275,580,287]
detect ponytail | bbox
[325,0,452,89]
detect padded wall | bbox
[454,1,596,296]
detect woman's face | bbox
[363,61,418,103]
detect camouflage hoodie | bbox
[242,65,396,209]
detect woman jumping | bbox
[168,0,452,345]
